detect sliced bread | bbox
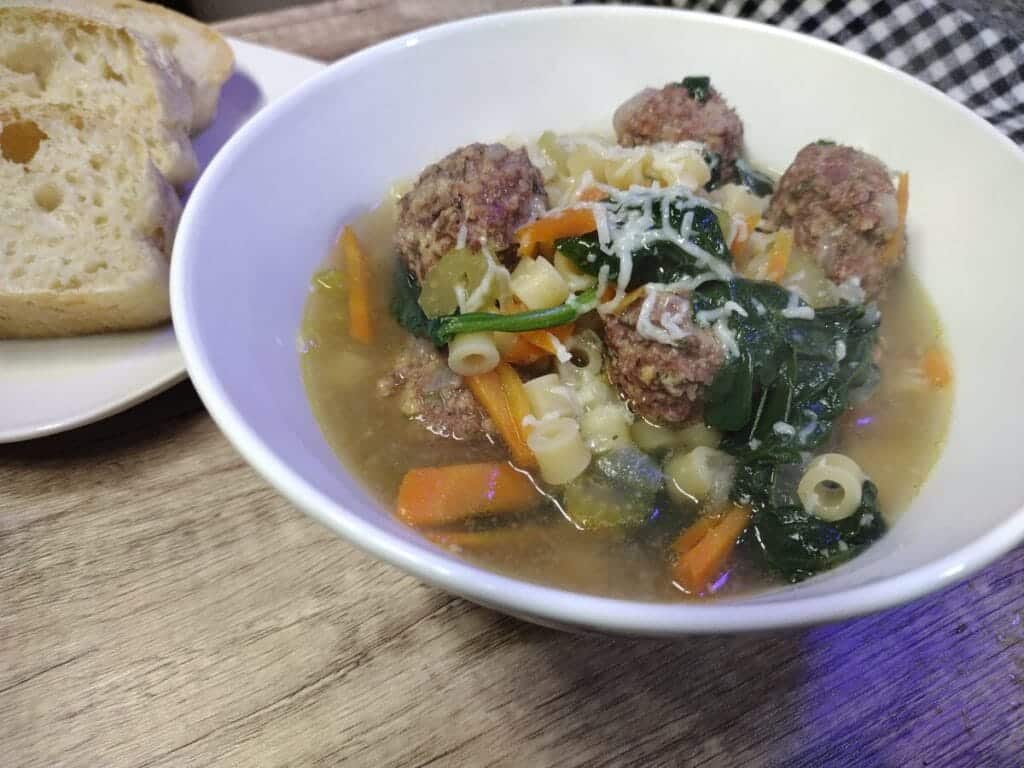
[0,7,197,186]
[0,105,180,338]
[0,0,234,131]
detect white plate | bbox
[0,39,324,444]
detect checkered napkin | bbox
[577,0,1024,145]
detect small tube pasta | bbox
[574,376,616,411]
[797,454,866,522]
[553,251,597,292]
[524,373,578,418]
[580,403,634,453]
[631,419,680,453]
[557,330,604,380]
[527,417,592,485]
[710,183,769,217]
[447,332,500,376]
[676,423,722,450]
[664,447,735,506]
[510,257,570,310]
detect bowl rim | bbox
[172,5,1024,635]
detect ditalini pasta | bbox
[526,416,591,485]
[524,373,578,418]
[447,332,500,376]
[797,454,867,522]
[510,257,570,310]
[580,403,634,453]
[305,77,952,600]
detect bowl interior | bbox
[173,8,1024,632]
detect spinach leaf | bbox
[555,189,731,287]
[680,75,712,103]
[735,158,775,197]
[703,150,723,191]
[694,279,879,458]
[815,139,837,146]
[692,278,884,580]
[752,481,886,582]
[390,265,432,339]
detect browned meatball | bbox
[613,82,744,171]
[767,143,901,298]
[377,338,493,442]
[395,143,548,283]
[602,292,725,425]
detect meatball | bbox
[395,143,548,283]
[767,142,901,297]
[602,292,725,425]
[613,82,744,171]
[377,338,493,442]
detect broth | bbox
[300,196,952,602]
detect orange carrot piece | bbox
[516,208,597,257]
[764,228,792,283]
[518,323,575,356]
[397,463,540,526]
[466,370,536,468]
[339,226,373,344]
[673,505,752,594]
[730,214,760,265]
[500,335,549,365]
[496,362,534,441]
[607,286,648,316]
[672,515,720,559]
[600,285,617,303]
[577,186,609,202]
[881,172,910,266]
[921,346,952,388]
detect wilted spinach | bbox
[691,278,886,580]
[555,190,732,287]
[752,482,886,581]
[390,264,432,339]
[679,75,712,103]
[735,158,775,197]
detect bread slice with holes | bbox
[0,7,197,186]
[0,105,180,338]
[0,0,234,131]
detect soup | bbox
[301,78,952,601]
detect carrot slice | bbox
[881,172,910,266]
[339,226,373,343]
[673,505,752,594]
[921,346,952,388]
[496,363,534,441]
[577,186,609,202]
[730,214,760,266]
[607,286,648,316]
[764,228,792,283]
[516,208,597,257]
[466,369,536,468]
[672,514,721,559]
[397,463,540,526]
[500,335,549,365]
[518,323,575,356]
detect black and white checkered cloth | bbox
[577,0,1024,145]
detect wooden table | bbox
[4,2,1023,765]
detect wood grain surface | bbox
[3,2,1023,766]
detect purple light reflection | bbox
[856,415,874,427]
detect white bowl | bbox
[172,6,1024,635]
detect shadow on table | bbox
[453,565,1024,767]
[0,380,206,461]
